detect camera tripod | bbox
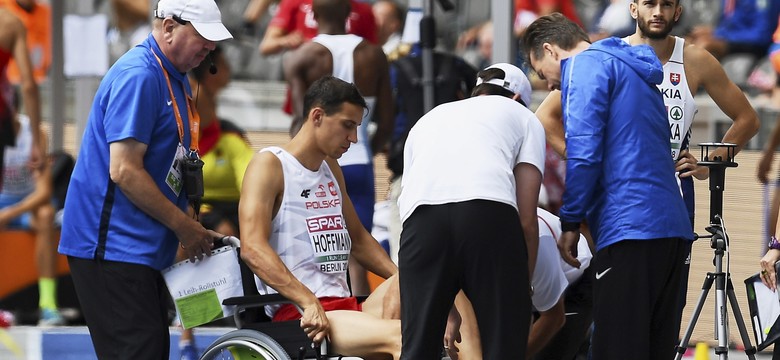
[673,143,757,360]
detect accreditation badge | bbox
[165,143,187,196]
[306,214,351,274]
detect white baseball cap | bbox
[155,0,233,42]
[476,62,532,107]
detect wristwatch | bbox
[769,236,780,250]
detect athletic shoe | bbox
[180,342,199,360]
[38,308,65,326]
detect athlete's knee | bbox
[32,204,56,227]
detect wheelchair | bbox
[198,237,363,360]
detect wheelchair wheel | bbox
[199,329,292,360]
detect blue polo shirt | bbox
[59,34,194,270]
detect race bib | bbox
[669,105,684,160]
[306,214,351,274]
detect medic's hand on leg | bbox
[444,305,463,360]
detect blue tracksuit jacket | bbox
[559,37,694,251]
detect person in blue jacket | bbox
[687,0,780,60]
[523,13,694,360]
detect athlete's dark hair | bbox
[303,76,368,120]
[313,0,351,24]
[632,0,680,4]
[523,13,590,64]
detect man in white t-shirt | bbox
[398,62,545,359]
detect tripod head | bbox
[697,142,738,167]
[695,221,729,253]
[696,143,738,224]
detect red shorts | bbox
[272,296,362,322]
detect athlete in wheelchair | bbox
[200,235,400,360]
[200,77,463,360]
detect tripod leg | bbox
[726,279,757,360]
[715,271,729,360]
[675,273,715,360]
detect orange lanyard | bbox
[151,51,200,153]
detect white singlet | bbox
[312,34,377,167]
[623,36,698,160]
[1,115,34,196]
[257,147,352,316]
[659,37,698,160]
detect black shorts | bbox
[68,257,171,360]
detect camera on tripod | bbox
[697,142,737,167]
[696,142,738,225]
[675,142,759,360]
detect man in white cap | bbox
[397,62,544,359]
[58,0,231,358]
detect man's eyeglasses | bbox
[153,9,190,25]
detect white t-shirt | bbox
[398,95,546,222]
[532,207,594,311]
[532,220,569,312]
[536,208,593,286]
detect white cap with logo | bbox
[155,0,233,42]
[476,62,532,107]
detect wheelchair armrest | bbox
[225,293,304,329]
[223,293,292,307]
[225,293,367,307]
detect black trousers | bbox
[68,256,171,360]
[534,265,594,360]
[672,217,695,339]
[590,238,689,360]
[399,200,531,359]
